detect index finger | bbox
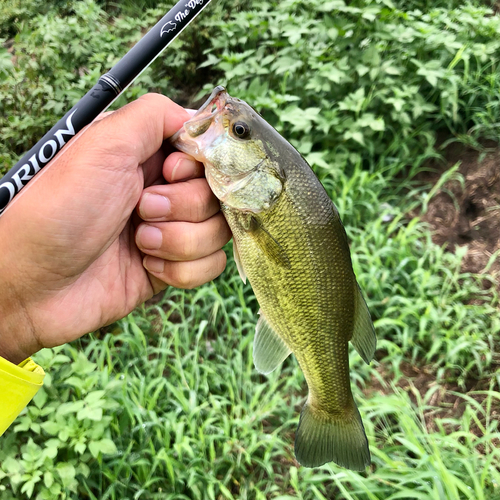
[163,152,205,183]
[138,178,220,222]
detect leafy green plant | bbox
[1,0,500,498]
[198,0,500,171]
[0,347,121,499]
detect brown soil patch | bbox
[366,363,500,443]
[418,140,500,280]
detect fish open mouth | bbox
[193,85,228,118]
[170,86,230,158]
[170,86,228,145]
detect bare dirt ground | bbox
[367,139,500,428]
[419,139,500,281]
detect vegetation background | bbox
[1,0,500,498]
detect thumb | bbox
[86,93,191,166]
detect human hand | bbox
[0,94,231,364]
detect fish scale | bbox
[230,162,355,415]
[170,86,376,470]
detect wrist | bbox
[0,331,34,364]
[0,329,36,366]
[0,288,38,365]
[0,346,26,365]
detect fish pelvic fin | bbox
[350,284,376,364]
[294,400,370,470]
[233,241,247,284]
[253,310,292,374]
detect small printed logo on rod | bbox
[160,21,177,36]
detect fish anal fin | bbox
[253,311,291,374]
[295,400,370,470]
[350,284,376,364]
[233,241,246,284]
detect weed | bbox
[1,0,500,499]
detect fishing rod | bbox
[0,0,214,215]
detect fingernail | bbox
[137,225,162,250]
[143,256,165,274]
[171,158,198,182]
[140,193,171,219]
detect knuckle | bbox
[191,185,209,221]
[215,249,227,273]
[177,225,196,259]
[202,251,227,283]
[163,223,195,260]
[139,92,169,106]
[215,213,231,243]
[169,264,195,289]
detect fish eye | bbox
[232,121,251,139]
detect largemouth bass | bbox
[170,86,376,470]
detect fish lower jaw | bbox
[170,132,204,160]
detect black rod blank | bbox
[0,0,213,215]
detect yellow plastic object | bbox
[0,356,45,436]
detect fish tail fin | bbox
[294,400,370,470]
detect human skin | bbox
[0,93,231,365]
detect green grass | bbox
[2,288,500,499]
[1,0,500,498]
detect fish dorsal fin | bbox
[249,216,291,269]
[233,242,247,284]
[350,284,376,364]
[253,311,292,374]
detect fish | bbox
[170,86,376,470]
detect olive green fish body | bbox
[224,159,355,410]
[170,86,375,470]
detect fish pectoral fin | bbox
[350,284,376,364]
[232,241,247,284]
[249,216,291,269]
[253,310,292,375]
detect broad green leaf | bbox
[89,438,118,458]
